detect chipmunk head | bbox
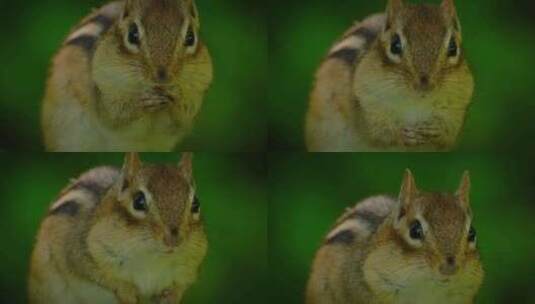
[118,0,201,83]
[114,152,203,251]
[379,0,465,92]
[93,0,212,120]
[393,169,479,277]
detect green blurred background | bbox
[0,153,268,303]
[0,0,266,151]
[269,153,535,303]
[269,0,535,150]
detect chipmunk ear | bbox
[385,0,403,31]
[122,0,144,18]
[441,0,460,29]
[123,0,134,19]
[178,152,194,182]
[456,170,471,207]
[441,0,457,17]
[189,0,198,17]
[184,0,200,27]
[119,153,142,194]
[399,169,419,211]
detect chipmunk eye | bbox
[390,33,403,56]
[468,226,476,242]
[447,36,458,57]
[132,191,147,212]
[128,23,140,46]
[409,220,424,240]
[184,26,195,47]
[191,196,200,213]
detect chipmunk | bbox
[42,0,213,151]
[28,153,207,303]
[305,0,474,152]
[306,169,483,304]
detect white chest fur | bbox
[363,245,477,304]
[359,81,437,129]
[118,248,198,296]
[62,275,117,304]
[393,278,470,304]
[94,111,184,152]
[87,219,205,298]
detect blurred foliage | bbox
[269,153,535,304]
[0,0,266,151]
[0,153,268,303]
[269,0,535,151]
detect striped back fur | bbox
[63,2,123,56]
[48,166,119,218]
[326,14,385,69]
[324,195,396,246]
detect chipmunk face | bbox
[115,152,202,251]
[92,0,212,117]
[394,169,479,277]
[379,0,464,93]
[118,0,200,82]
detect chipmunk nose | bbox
[416,73,433,92]
[439,256,458,276]
[156,67,168,82]
[420,74,430,86]
[164,226,179,247]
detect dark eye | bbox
[468,226,476,242]
[390,33,403,56]
[128,23,140,46]
[447,36,458,57]
[191,196,200,213]
[184,27,195,47]
[409,220,424,240]
[132,191,147,211]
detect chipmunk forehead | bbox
[414,192,463,208]
[142,165,192,205]
[400,5,448,41]
[126,0,189,27]
[412,193,468,249]
[414,193,468,226]
[143,1,188,25]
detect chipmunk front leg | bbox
[114,283,141,304]
[154,286,185,304]
[402,120,442,147]
[95,94,145,129]
[140,88,174,112]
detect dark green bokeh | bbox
[0,153,268,303]
[0,1,266,151]
[269,153,535,303]
[269,0,535,151]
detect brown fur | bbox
[306,169,484,304]
[42,0,212,151]
[29,153,207,303]
[306,0,473,152]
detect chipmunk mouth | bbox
[154,87,176,102]
[414,83,435,95]
[141,87,176,110]
[162,241,185,255]
[164,248,176,254]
